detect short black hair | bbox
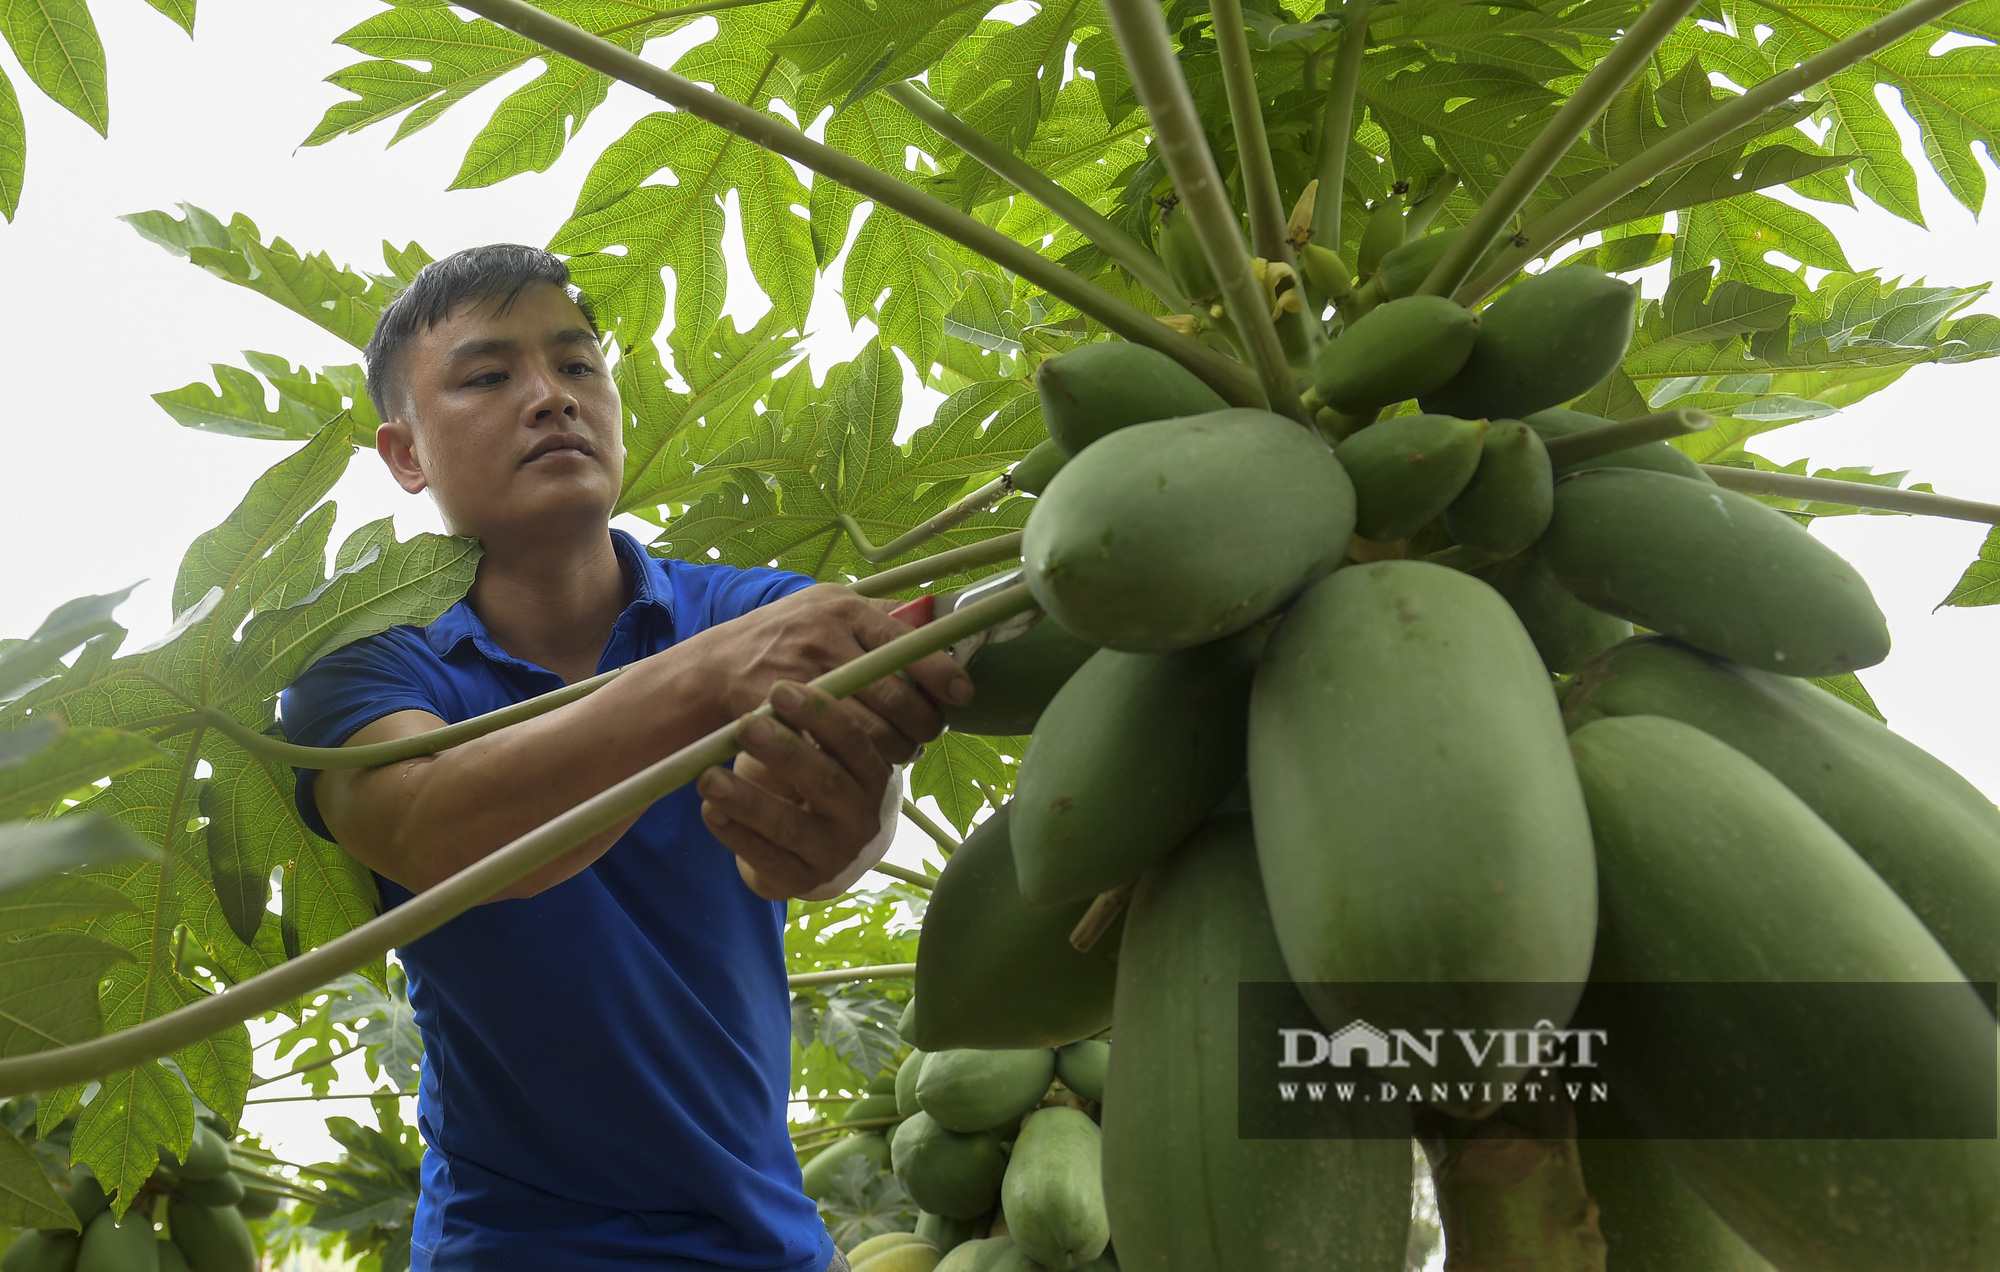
[362,244,599,421]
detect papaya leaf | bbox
[154,356,380,448]
[1940,525,2000,609]
[140,0,195,36]
[818,1155,918,1252]
[0,1122,74,1232]
[72,1062,190,1217]
[327,967,421,1093]
[0,0,108,136]
[0,872,138,936]
[0,586,135,704]
[1649,266,1795,344]
[0,66,21,222]
[0,813,156,900]
[909,731,1019,834]
[198,748,292,945]
[0,727,161,821]
[0,924,132,1058]
[773,0,993,104]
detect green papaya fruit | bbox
[176,1126,228,1184]
[1023,410,1354,652]
[891,1113,1007,1220]
[1333,413,1488,542]
[1372,229,1460,302]
[152,1246,185,1272]
[175,1174,242,1209]
[1538,468,1890,676]
[915,1211,979,1256]
[1420,267,1637,420]
[1157,198,1221,305]
[1312,297,1480,416]
[912,807,1117,1050]
[1001,1107,1109,1270]
[1009,439,1068,496]
[1103,815,1411,1272]
[1248,563,1597,1094]
[1298,243,1353,302]
[230,1188,278,1222]
[1568,715,2000,1272]
[944,616,1098,737]
[849,1233,933,1263]
[1034,344,1229,457]
[66,1168,109,1229]
[164,1205,251,1272]
[1053,1041,1107,1103]
[1470,555,1632,675]
[855,1242,944,1272]
[1523,408,1711,483]
[868,1074,900,1096]
[1564,635,2000,990]
[2,1231,80,1272]
[916,1049,1054,1133]
[1442,418,1552,558]
[935,1237,1019,1272]
[1011,631,1260,907]
[896,1050,928,1119]
[898,998,920,1045]
[1576,1138,1774,1272]
[1354,198,1406,277]
[77,1211,155,1272]
[801,1133,892,1199]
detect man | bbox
[279,244,973,1271]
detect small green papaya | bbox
[854,1242,943,1272]
[898,998,920,1045]
[1420,267,1637,420]
[77,1211,155,1272]
[66,1168,109,1229]
[1312,296,1480,416]
[944,615,1098,737]
[164,1205,250,1272]
[1001,1108,1109,1270]
[1053,1041,1108,1103]
[1538,468,1890,676]
[152,1246,187,1272]
[891,1114,1007,1220]
[1362,228,1462,307]
[915,1211,979,1256]
[1012,630,1260,907]
[1354,198,1406,277]
[1157,198,1220,304]
[843,1094,902,1126]
[1034,343,1229,457]
[916,1049,1056,1133]
[1577,1138,1775,1272]
[176,1174,242,1208]
[801,1133,892,1200]
[912,808,1117,1050]
[848,1234,934,1264]
[1023,410,1354,652]
[1333,413,1488,541]
[895,1050,928,1119]
[1470,555,1632,675]
[1523,408,1711,483]
[936,1237,1019,1272]
[2,1231,80,1272]
[231,1188,278,1222]
[1298,243,1353,301]
[1008,440,1068,496]
[867,1074,900,1097]
[1442,419,1553,558]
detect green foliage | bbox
[261,1094,423,1272]
[818,1154,920,1250]
[1940,524,2000,608]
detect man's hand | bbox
[698,681,896,900]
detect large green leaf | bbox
[0,1121,74,1231]
[773,0,992,104]
[1941,525,2000,608]
[0,0,108,135]
[0,65,21,222]
[0,726,160,821]
[154,356,380,448]
[71,1062,189,1216]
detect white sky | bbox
[1,0,1998,1164]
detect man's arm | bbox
[313,586,972,902]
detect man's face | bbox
[379,281,625,543]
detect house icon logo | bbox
[1328,1020,1391,1068]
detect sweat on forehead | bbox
[363,244,599,421]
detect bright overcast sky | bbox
[3,0,2000,1159]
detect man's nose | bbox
[526,370,580,421]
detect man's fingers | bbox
[767,682,892,802]
[700,789,813,900]
[850,673,946,754]
[857,599,975,710]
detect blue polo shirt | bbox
[279,528,825,1272]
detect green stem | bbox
[247,1042,364,1090]
[0,589,1032,1098]
[241,1091,400,1106]
[1415,1100,1608,1272]
[1101,0,1305,422]
[1456,0,1975,303]
[452,0,1260,406]
[848,531,1023,598]
[791,1115,904,1141]
[1210,0,1289,264]
[1415,0,1705,299]
[871,861,935,890]
[1699,466,2000,523]
[1541,408,1712,466]
[596,0,792,38]
[901,798,960,854]
[786,962,919,989]
[836,476,1010,564]
[882,82,1185,309]
[1311,0,1372,253]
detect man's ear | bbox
[377,416,429,495]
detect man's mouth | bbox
[524,434,595,464]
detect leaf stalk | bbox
[1699,465,2000,523]
[836,475,1010,563]
[1310,0,1373,253]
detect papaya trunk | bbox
[1416,1101,1608,1272]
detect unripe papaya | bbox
[2,1232,80,1272]
[1249,563,1596,1095]
[935,1238,1020,1272]
[1568,715,2000,1272]
[1576,1137,1775,1272]
[1372,228,1460,301]
[915,1211,978,1256]
[1538,469,1890,676]
[1471,555,1631,674]
[1333,413,1487,542]
[1053,1041,1107,1103]
[1012,630,1260,907]
[66,1168,109,1228]
[1008,439,1067,496]
[843,1093,902,1125]
[1312,296,1479,415]
[1563,635,2000,990]
[153,1245,187,1272]
[895,1050,927,1118]
[172,1126,228,1183]
[803,1133,892,1199]
[1354,198,1406,277]
[1523,408,1711,483]
[1420,267,1637,420]
[1103,815,1410,1272]
[854,1241,943,1272]
[231,1189,277,1222]
[1157,199,1220,304]
[77,1211,155,1272]
[867,1074,900,1096]
[1001,1107,1109,1270]
[890,1113,1007,1220]
[912,807,1117,1050]
[944,615,1097,737]
[1443,418,1552,557]
[1298,243,1353,301]
[164,1205,251,1272]
[1034,343,1228,457]
[1023,410,1354,652]
[176,1174,242,1208]
[897,998,919,1045]
[916,1049,1055,1133]
[849,1234,932,1263]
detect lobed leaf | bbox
[1940,525,2000,609]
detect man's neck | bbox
[464,526,630,685]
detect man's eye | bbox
[565,360,596,376]
[469,371,506,387]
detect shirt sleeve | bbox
[278,632,444,842]
[667,559,818,631]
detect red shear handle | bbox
[888,594,936,627]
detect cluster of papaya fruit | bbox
[5,1116,276,1272]
[905,229,2000,1266]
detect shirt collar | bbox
[423,527,670,660]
